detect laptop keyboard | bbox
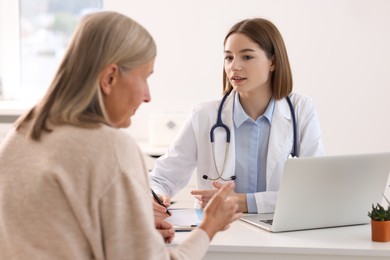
[260,219,273,225]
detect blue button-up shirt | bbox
[233,93,274,213]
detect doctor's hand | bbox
[155,219,175,243]
[198,182,242,240]
[191,181,248,213]
[191,182,221,208]
[153,194,172,220]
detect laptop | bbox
[240,152,390,232]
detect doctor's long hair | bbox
[15,11,156,141]
[222,18,292,100]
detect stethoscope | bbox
[202,91,298,181]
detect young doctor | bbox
[150,17,325,217]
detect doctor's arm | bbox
[298,97,325,156]
[149,116,198,214]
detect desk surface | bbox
[172,220,390,260]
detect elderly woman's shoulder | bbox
[57,124,138,154]
[99,124,138,149]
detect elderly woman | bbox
[0,11,240,259]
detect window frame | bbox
[0,0,21,101]
[0,1,103,103]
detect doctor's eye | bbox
[243,55,254,61]
[224,56,233,62]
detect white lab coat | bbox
[150,91,325,213]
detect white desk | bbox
[171,220,390,260]
[145,143,390,259]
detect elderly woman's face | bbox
[102,59,154,128]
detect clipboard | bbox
[165,208,203,232]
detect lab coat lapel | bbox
[266,99,293,186]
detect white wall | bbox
[104,0,390,155]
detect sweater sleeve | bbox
[98,130,210,260]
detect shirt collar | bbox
[233,93,275,128]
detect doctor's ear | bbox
[99,64,120,95]
[269,56,275,72]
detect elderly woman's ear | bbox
[99,64,120,95]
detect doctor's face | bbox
[224,33,274,96]
[103,59,154,128]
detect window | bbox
[0,0,102,102]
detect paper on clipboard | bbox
[165,208,203,232]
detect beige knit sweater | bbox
[0,124,209,259]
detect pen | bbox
[151,188,171,216]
